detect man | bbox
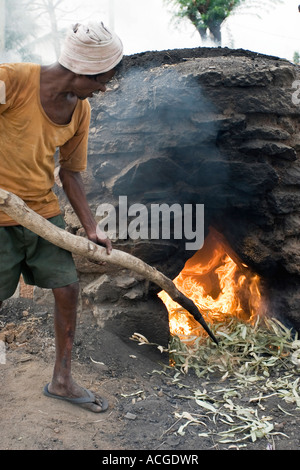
[0,21,123,413]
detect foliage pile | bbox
[168,317,300,446]
[132,316,300,447]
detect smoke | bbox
[90,58,228,253]
[102,62,229,202]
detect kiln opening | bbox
[159,227,264,341]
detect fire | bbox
[159,227,262,340]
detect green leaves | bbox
[169,316,298,377]
[132,315,300,446]
[164,0,242,42]
[168,316,300,445]
[164,0,283,44]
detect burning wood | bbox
[159,228,262,341]
[0,188,218,344]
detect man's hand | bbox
[95,226,112,255]
[88,225,112,255]
[85,226,112,266]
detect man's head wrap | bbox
[58,21,123,75]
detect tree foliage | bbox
[166,0,243,44]
[4,0,40,61]
[3,0,75,62]
[27,0,69,60]
[165,0,283,46]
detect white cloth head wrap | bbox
[58,21,123,75]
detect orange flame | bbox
[159,227,262,340]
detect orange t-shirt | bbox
[0,62,91,225]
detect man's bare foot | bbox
[44,380,108,413]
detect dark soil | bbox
[1,297,300,453]
[121,46,290,71]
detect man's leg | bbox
[51,282,79,391]
[47,282,107,413]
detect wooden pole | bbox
[0,188,218,344]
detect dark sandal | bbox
[43,383,109,412]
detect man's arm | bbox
[59,167,112,254]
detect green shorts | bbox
[0,215,78,301]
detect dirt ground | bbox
[1,297,300,453]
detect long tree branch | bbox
[0,188,218,344]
